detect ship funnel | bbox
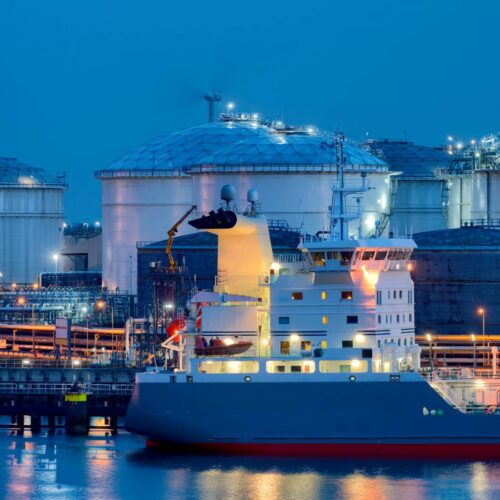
[221,184,236,206]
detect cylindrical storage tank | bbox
[190,134,391,235]
[0,157,66,284]
[366,140,450,234]
[95,121,273,293]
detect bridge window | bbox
[362,251,375,260]
[347,315,358,324]
[378,315,382,324]
[278,316,290,325]
[198,360,259,374]
[340,251,354,266]
[311,252,326,266]
[341,291,353,300]
[375,250,387,260]
[291,292,303,300]
[342,340,353,348]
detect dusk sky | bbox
[1,0,499,221]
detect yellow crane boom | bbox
[166,205,197,271]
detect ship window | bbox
[326,251,338,260]
[347,315,358,324]
[377,340,381,348]
[378,315,382,324]
[341,291,353,300]
[280,341,290,355]
[321,291,327,300]
[375,251,388,260]
[340,251,353,266]
[396,315,400,323]
[393,290,396,299]
[301,341,312,351]
[198,360,259,375]
[278,316,290,325]
[311,252,326,267]
[291,292,303,300]
[342,340,353,348]
[399,290,403,299]
[409,313,413,322]
[398,339,401,346]
[404,338,407,346]
[387,291,390,299]
[354,250,363,262]
[322,316,328,325]
[376,291,382,304]
[266,360,315,374]
[319,360,368,373]
[362,251,375,260]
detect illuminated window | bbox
[301,341,311,351]
[278,316,290,325]
[321,340,327,349]
[266,360,316,374]
[291,292,303,300]
[341,291,353,300]
[321,291,327,300]
[322,316,328,325]
[319,360,368,373]
[311,252,326,267]
[346,315,358,324]
[340,251,353,266]
[198,360,259,374]
[280,341,290,355]
[361,251,375,260]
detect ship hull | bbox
[126,372,500,458]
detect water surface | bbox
[0,431,499,499]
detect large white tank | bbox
[95,120,273,293]
[191,133,391,235]
[366,140,449,234]
[0,157,66,284]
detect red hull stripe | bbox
[146,440,500,459]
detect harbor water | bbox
[0,430,500,499]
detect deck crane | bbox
[166,205,197,271]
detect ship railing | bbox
[0,382,134,395]
[425,370,469,413]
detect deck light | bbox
[223,338,234,346]
[290,334,299,342]
[352,359,361,368]
[355,334,365,344]
[17,296,26,306]
[426,333,432,342]
[22,359,30,366]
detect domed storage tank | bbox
[190,133,391,235]
[95,120,273,293]
[0,157,66,284]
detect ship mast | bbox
[330,132,369,241]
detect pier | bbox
[0,359,136,434]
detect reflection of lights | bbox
[364,214,376,230]
[360,265,379,286]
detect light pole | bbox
[426,333,433,371]
[478,308,486,367]
[471,334,476,370]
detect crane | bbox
[166,205,197,271]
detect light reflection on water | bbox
[0,431,499,499]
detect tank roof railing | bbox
[188,163,390,174]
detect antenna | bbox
[204,92,222,123]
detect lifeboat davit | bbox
[194,336,252,356]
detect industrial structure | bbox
[366,140,450,235]
[96,114,392,293]
[0,157,66,284]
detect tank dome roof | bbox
[0,157,66,187]
[195,133,388,170]
[366,140,450,178]
[96,120,274,178]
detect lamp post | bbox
[471,334,476,370]
[426,333,433,371]
[478,308,486,367]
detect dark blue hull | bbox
[125,373,500,457]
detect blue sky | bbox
[1,0,498,221]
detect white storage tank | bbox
[0,157,66,284]
[95,120,273,293]
[191,133,391,235]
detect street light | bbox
[477,307,486,366]
[426,333,433,371]
[471,334,477,370]
[52,253,59,272]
